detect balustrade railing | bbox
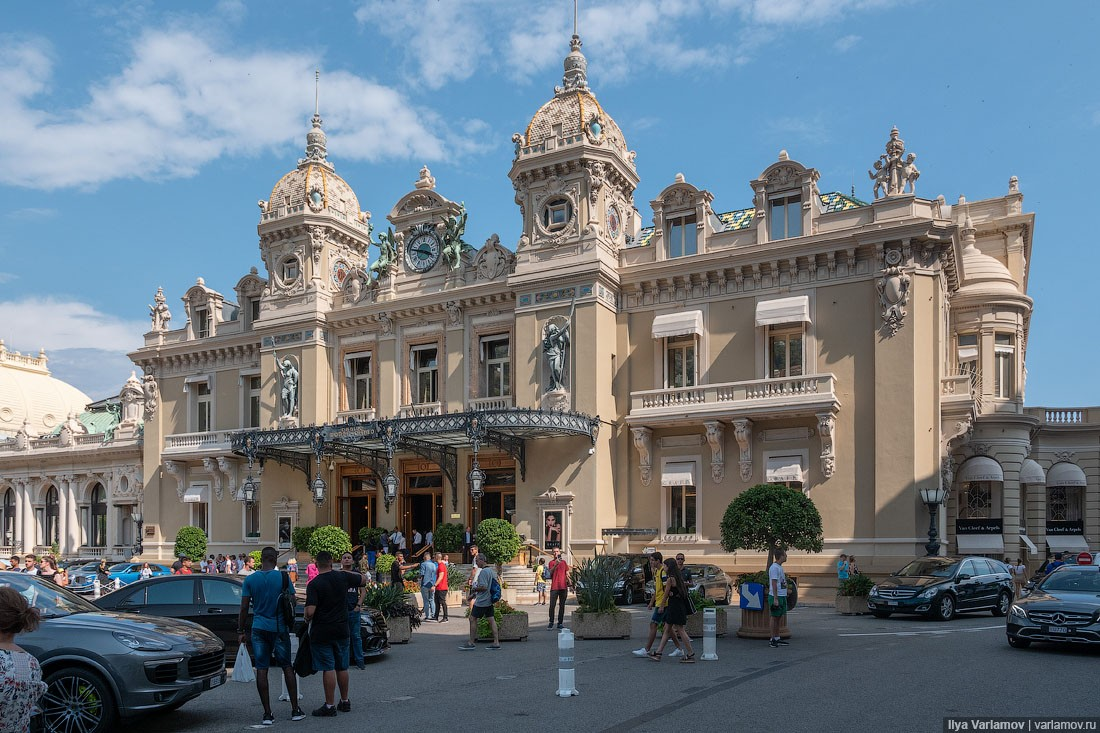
[398,402,443,418]
[336,408,377,423]
[163,430,235,452]
[631,374,836,414]
[468,396,515,411]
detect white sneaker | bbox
[631,647,649,657]
[668,648,684,658]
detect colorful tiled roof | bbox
[628,192,867,247]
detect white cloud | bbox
[4,207,57,220]
[0,273,16,284]
[0,31,463,190]
[0,298,146,352]
[834,34,861,52]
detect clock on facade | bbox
[331,259,351,288]
[404,231,442,272]
[606,204,622,240]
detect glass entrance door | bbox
[339,476,378,547]
[403,472,442,549]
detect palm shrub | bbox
[571,555,622,614]
[433,522,464,553]
[173,526,208,560]
[362,583,422,629]
[291,525,316,553]
[307,525,352,558]
[448,566,468,590]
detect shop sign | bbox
[1046,521,1084,535]
[601,528,659,537]
[955,519,1003,534]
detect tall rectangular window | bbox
[411,345,438,404]
[195,308,211,338]
[195,383,212,432]
[960,482,992,519]
[191,504,209,535]
[666,215,697,258]
[667,485,697,534]
[769,195,802,240]
[768,326,804,378]
[250,298,261,324]
[481,336,511,397]
[347,355,372,409]
[247,376,261,428]
[994,334,1015,398]
[665,335,696,388]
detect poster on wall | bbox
[543,510,563,551]
[278,517,292,549]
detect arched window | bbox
[44,487,60,546]
[89,485,107,548]
[2,490,14,546]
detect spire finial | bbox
[558,0,589,94]
[574,0,579,37]
[300,70,331,168]
[314,69,320,117]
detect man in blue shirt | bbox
[1045,552,1065,575]
[419,554,438,621]
[239,546,304,726]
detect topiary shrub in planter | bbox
[433,523,465,553]
[684,590,727,638]
[174,526,208,561]
[358,526,385,549]
[722,484,821,640]
[446,567,468,606]
[570,556,631,640]
[375,553,396,581]
[291,525,317,554]
[836,574,873,615]
[307,525,352,558]
[475,518,522,572]
[471,600,528,642]
[363,583,421,643]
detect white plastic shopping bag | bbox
[232,643,255,683]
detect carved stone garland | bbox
[877,248,911,336]
[732,419,753,482]
[816,413,836,480]
[631,427,653,487]
[704,421,725,483]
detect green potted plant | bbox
[836,573,873,615]
[433,522,465,553]
[471,599,529,642]
[291,525,316,557]
[362,583,421,643]
[446,566,468,607]
[720,483,823,639]
[476,518,522,603]
[569,555,631,639]
[173,525,208,562]
[306,525,352,558]
[684,589,727,638]
[374,553,396,584]
[358,526,384,550]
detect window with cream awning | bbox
[651,311,703,339]
[661,462,696,487]
[766,456,804,484]
[755,296,810,327]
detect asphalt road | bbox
[141,601,1100,733]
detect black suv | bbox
[867,556,1014,621]
[574,554,650,605]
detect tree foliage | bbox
[291,525,317,553]
[358,526,385,548]
[433,522,464,553]
[720,483,824,569]
[173,526,208,560]
[307,525,352,558]
[475,518,521,566]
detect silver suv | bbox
[3,574,225,733]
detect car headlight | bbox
[1009,605,1028,621]
[613,580,625,588]
[917,587,938,599]
[869,585,879,595]
[112,631,173,651]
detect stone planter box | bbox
[736,608,790,640]
[405,593,421,610]
[685,608,727,638]
[570,610,631,640]
[386,615,412,644]
[477,611,529,642]
[502,587,518,605]
[446,590,466,608]
[835,595,869,614]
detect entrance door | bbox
[403,471,442,550]
[467,458,516,523]
[339,476,378,547]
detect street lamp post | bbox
[132,509,144,557]
[469,461,485,532]
[382,468,398,509]
[919,486,948,556]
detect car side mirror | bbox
[956,574,971,582]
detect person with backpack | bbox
[239,546,305,726]
[535,558,550,605]
[459,554,499,650]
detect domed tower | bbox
[509,30,640,273]
[256,86,373,309]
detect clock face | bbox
[331,259,350,288]
[405,231,441,272]
[607,204,622,240]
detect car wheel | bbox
[1007,635,1031,649]
[722,585,732,605]
[623,585,635,606]
[42,666,118,733]
[871,610,893,619]
[992,591,1011,617]
[930,593,955,622]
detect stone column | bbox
[104,475,118,557]
[65,477,81,554]
[19,481,35,552]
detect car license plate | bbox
[1045,625,1068,634]
[206,672,225,689]
[887,601,898,606]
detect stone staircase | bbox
[501,564,540,605]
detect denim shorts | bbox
[650,608,666,624]
[311,637,350,672]
[251,628,291,670]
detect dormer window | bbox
[666,215,697,258]
[281,257,300,283]
[195,308,211,339]
[543,198,572,232]
[769,194,802,240]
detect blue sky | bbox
[0,0,1095,406]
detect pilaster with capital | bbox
[704,421,725,483]
[631,427,653,487]
[732,419,753,482]
[816,413,836,479]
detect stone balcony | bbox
[163,429,236,456]
[627,373,839,427]
[398,402,443,419]
[336,408,377,424]
[468,396,515,411]
[1025,406,1100,426]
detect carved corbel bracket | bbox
[217,457,237,498]
[202,457,224,501]
[164,461,186,500]
[816,413,836,480]
[631,427,653,487]
[704,421,725,483]
[732,419,753,482]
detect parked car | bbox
[683,564,733,604]
[68,562,173,594]
[93,574,388,662]
[0,573,225,733]
[867,556,1014,621]
[1021,554,1099,596]
[1007,564,1100,648]
[574,554,650,605]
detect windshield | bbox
[895,559,959,578]
[1038,568,1100,593]
[108,563,132,573]
[0,574,99,618]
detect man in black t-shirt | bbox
[305,551,364,717]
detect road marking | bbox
[839,625,1003,637]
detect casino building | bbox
[1,29,1097,590]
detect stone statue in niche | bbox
[148,287,171,331]
[346,273,362,304]
[273,351,299,418]
[542,316,571,394]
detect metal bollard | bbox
[279,630,303,701]
[92,578,101,599]
[701,607,718,661]
[556,628,579,698]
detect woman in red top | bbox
[433,552,449,622]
